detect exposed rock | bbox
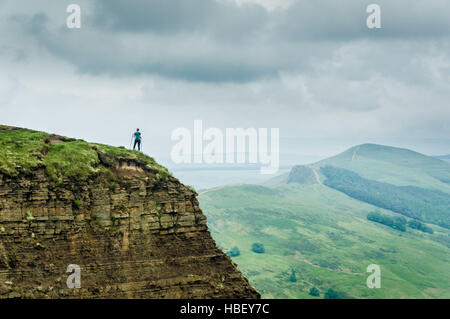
[0,125,259,298]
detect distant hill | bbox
[283,144,450,228]
[269,144,450,192]
[314,144,450,186]
[199,144,450,299]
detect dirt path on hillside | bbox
[311,168,322,185]
[352,146,360,161]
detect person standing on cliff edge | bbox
[132,128,142,151]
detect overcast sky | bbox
[1,0,449,168]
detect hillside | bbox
[199,144,450,299]
[0,125,259,298]
[320,165,450,229]
[435,155,450,163]
[313,144,450,191]
[271,144,450,192]
[270,144,450,228]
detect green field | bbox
[199,144,450,299]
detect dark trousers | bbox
[133,139,141,151]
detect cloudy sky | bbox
[1,0,450,171]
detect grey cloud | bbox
[14,12,317,82]
[92,0,269,40]
[92,0,450,40]
[271,0,450,41]
[7,0,450,83]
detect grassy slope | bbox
[200,183,450,298]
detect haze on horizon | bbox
[1,0,449,180]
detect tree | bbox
[309,287,320,297]
[251,243,265,254]
[324,288,340,299]
[289,269,297,282]
[227,246,240,257]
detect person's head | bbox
[136,128,140,132]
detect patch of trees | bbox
[407,219,434,234]
[251,243,265,254]
[321,166,450,229]
[367,212,435,234]
[227,246,240,257]
[367,212,407,232]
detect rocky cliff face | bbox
[0,125,259,298]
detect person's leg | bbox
[133,139,138,150]
[137,140,141,151]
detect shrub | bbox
[324,288,341,299]
[251,243,265,254]
[227,247,240,257]
[72,200,82,211]
[25,210,35,221]
[309,287,320,297]
[289,269,297,282]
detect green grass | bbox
[200,183,450,299]
[0,125,170,183]
[0,126,48,176]
[92,143,167,173]
[44,141,100,183]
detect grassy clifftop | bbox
[0,125,171,183]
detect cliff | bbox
[0,125,259,298]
